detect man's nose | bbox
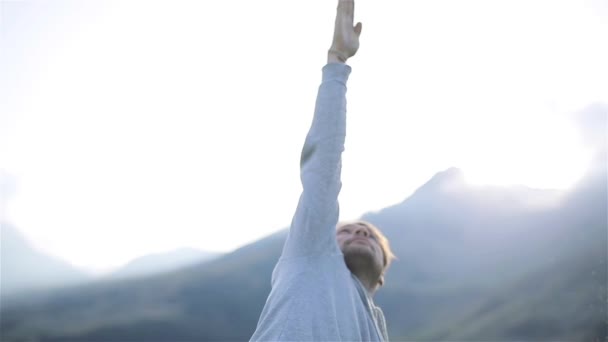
[354,227,368,237]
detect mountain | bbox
[367,164,607,340]
[0,165,605,341]
[0,223,90,299]
[107,248,222,280]
[0,230,285,341]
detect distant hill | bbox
[0,224,221,300]
[0,223,90,299]
[107,248,222,280]
[0,165,605,341]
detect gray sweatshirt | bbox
[250,63,388,342]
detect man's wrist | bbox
[327,50,347,64]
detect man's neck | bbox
[352,270,378,296]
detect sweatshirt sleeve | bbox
[279,63,351,259]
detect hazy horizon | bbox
[1,162,600,276]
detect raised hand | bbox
[328,0,362,63]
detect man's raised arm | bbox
[279,0,362,259]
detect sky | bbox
[1,0,607,274]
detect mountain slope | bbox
[107,247,222,280]
[0,223,90,299]
[411,166,607,340]
[0,230,286,341]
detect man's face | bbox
[336,222,384,271]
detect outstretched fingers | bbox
[329,0,361,62]
[337,0,355,23]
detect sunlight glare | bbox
[460,112,592,189]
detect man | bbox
[250,0,395,340]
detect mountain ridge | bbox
[1,166,605,341]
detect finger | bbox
[354,22,362,36]
[337,0,355,23]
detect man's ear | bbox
[378,275,384,287]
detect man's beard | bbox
[343,246,382,284]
